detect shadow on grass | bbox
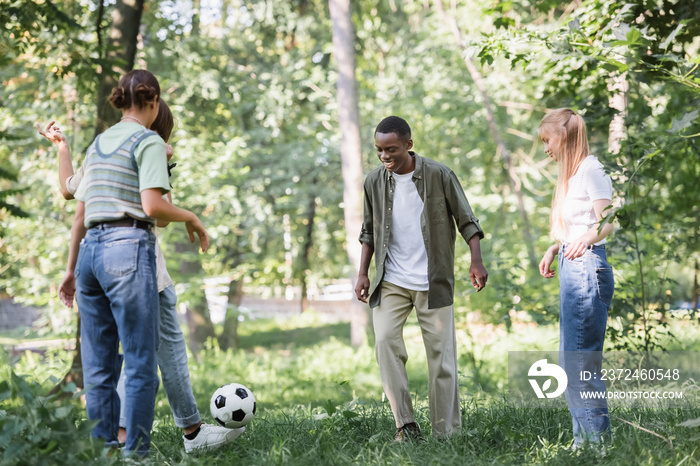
[237,322,352,350]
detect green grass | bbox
[2,313,700,465]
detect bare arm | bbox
[58,201,87,307]
[355,242,375,303]
[156,145,175,228]
[37,121,75,199]
[467,234,488,292]
[141,189,209,252]
[563,199,614,259]
[539,243,560,279]
[156,192,173,228]
[57,141,75,200]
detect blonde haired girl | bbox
[538,108,615,448]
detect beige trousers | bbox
[373,281,461,437]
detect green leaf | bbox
[669,110,699,133]
[626,28,643,46]
[494,17,515,29]
[660,22,685,50]
[679,418,700,428]
[615,208,633,229]
[0,201,31,218]
[61,382,78,394]
[612,23,631,41]
[568,18,580,33]
[599,58,629,73]
[54,406,73,419]
[341,410,359,419]
[322,399,336,416]
[40,440,58,454]
[0,166,19,182]
[0,381,11,401]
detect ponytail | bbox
[150,99,174,142]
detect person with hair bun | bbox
[538,108,615,448]
[38,99,244,453]
[51,69,208,456]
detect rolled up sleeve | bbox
[359,182,374,245]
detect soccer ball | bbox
[210,383,256,428]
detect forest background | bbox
[1,0,699,464]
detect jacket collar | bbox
[383,151,423,181]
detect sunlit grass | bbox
[3,312,700,464]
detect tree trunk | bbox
[94,0,145,137]
[299,184,317,312]
[435,0,537,269]
[56,0,144,394]
[608,72,628,156]
[220,0,229,30]
[191,0,201,37]
[329,0,369,346]
[177,241,216,354]
[218,278,243,351]
[693,258,698,313]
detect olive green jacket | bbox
[359,153,484,309]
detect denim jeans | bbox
[117,285,201,429]
[559,244,614,446]
[75,226,160,455]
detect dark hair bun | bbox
[109,86,127,109]
[109,70,161,110]
[132,83,159,109]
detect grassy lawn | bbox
[2,312,699,465]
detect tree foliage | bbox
[477,0,700,349]
[1,0,697,353]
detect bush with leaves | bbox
[0,367,105,465]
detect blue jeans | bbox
[117,285,201,429]
[75,226,160,455]
[559,244,614,446]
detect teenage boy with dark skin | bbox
[355,116,488,441]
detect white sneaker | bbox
[183,423,245,453]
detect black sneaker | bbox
[394,422,425,443]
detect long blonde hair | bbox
[538,108,590,240]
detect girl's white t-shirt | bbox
[562,155,612,245]
[384,171,429,291]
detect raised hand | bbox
[37,121,67,146]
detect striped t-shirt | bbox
[74,122,170,228]
[66,146,174,292]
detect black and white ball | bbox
[210,383,256,428]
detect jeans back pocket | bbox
[104,239,139,276]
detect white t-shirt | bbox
[383,171,429,291]
[562,155,612,245]
[67,160,174,293]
